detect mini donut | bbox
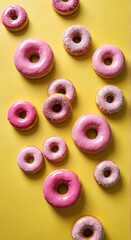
[48,78,76,103]
[2,5,28,31]
[92,45,125,78]
[94,160,120,188]
[63,25,92,56]
[52,0,79,16]
[43,169,81,208]
[7,101,38,130]
[14,38,54,79]
[17,147,44,174]
[72,114,112,154]
[43,94,72,123]
[72,216,104,240]
[96,85,125,114]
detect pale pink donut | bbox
[43,137,67,162]
[72,216,104,240]
[96,85,125,114]
[14,38,54,79]
[17,147,44,174]
[92,45,125,78]
[43,170,81,208]
[7,101,38,130]
[94,160,120,188]
[52,0,79,15]
[72,114,112,154]
[63,25,92,56]
[48,78,76,103]
[2,5,28,31]
[43,94,72,123]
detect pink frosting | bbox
[43,137,67,162]
[94,160,120,188]
[63,25,92,55]
[7,101,38,130]
[17,147,44,174]
[43,94,72,123]
[52,0,79,14]
[43,170,81,208]
[2,5,28,31]
[14,38,54,79]
[93,45,125,78]
[96,85,125,114]
[72,216,104,240]
[72,114,112,154]
[48,78,76,103]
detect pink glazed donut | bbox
[43,170,82,208]
[63,25,92,56]
[14,38,54,79]
[94,160,120,188]
[43,137,67,162]
[92,45,125,78]
[17,147,44,174]
[7,101,38,130]
[96,85,125,114]
[72,114,112,154]
[52,0,79,15]
[48,78,76,103]
[43,94,72,123]
[72,216,104,240]
[2,5,28,31]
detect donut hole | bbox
[104,169,111,177]
[62,0,69,2]
[57,183,69,194]
[106,95,114,103]
[18,111,26,119]
[86,129,98,139]
[73,34,81,44]
[58,88,66,94]
[83,228,93,238]
[53,104,62,113]
[29,52,40,63]
[104,57,112,65]
[51,145,59,153]
[10,12,18,20]
[26,156,34,164]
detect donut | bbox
[43,170,81,208]
[52,0,79,16]
[43,94,72,123]
[2,5,28,31]
[14,38,54,79]
[63,25,92,56]
[72,216,104,240]
[7,101,38,130]
[43,137,67,162]
[92,45,125,78]
[72,114,112,154]
[94,160,120,188]
[48,78,76,103]
[17,147,44,174]
[96,85,125,114]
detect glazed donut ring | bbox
[52,0,79,15]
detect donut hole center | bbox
[106,95,114,103]
[18,111,26,119]
[83,228,93,238]
[73,34,81,44]
[51,145,59,153]
[104,169,111,177]
[104,57,112,65]
[26,156,34,164]
[10,12,18,20]
[29,52,40,63]
[86,129,98,139]
[62,0,69,2]
[57,183,68,195]
[53,104,62,113]
[58,88,66,94]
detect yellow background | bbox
[0,0,130,239]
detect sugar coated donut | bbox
[63,25,92,56]
[43,170,81,208]
[96,85,125,114]
[52,0,79,15]
[14,38,54,79]
[72,114,112,154]
[92,45,125,78]
[72,216,104,240]
[43,137,67,162]
[2,5,28,31]
[17,147,44,174]
[94,160,120,188]
[48,78,76,103]
[43,94,72,123]
[7,101,38,130]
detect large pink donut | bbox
[14,38,54,79]
[43,170,81,208]
[17,147,44,174]
[7,101,38,130]
[92,45,125,78]
[52,0,79,15]
[2,5,28,31]
[72,114,112,154]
